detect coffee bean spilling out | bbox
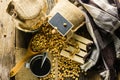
[31,22,66,53]
[31,19,81,80]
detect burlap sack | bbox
[49,0,85,32]
[7,0,57,32]
[7,0,85,33]
[10,0,47,19]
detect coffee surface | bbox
[30,57,51,76]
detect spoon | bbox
[10,39,45,77]
[41,52,47,68]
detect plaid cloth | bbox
[78,0,120,80]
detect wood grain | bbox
[1,0,120,80]
[15,48,39,80]
[0,0,15,80]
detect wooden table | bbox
[1,0,120,80]
[0,0,15,80]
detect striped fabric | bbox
[78,0,120,80]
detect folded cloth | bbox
[78,0,120,80]
[101,42,117,80]
[114,0,120,17]
[80,0,120,34]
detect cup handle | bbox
[25,62,30,68]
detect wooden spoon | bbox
[10,40,45,77]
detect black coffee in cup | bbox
[29,55,51,77]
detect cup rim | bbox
[29,54,51,77]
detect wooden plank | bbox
[0,0,15,80]
[76,41,86,51]
[77,50,87,57]
[60,50,84,64]
[64,45,87,57]
[72,33,93,44]
[67,40,87,51]
[64,46,78,52]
